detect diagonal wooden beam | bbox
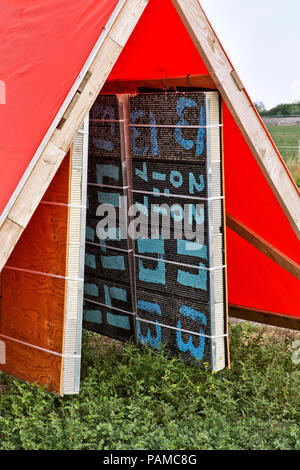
[171,0,300,240]
[0,0,149,273]
[226,213,300,280]
[229,304,300,331]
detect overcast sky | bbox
[200,0,300,110]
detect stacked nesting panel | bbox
[130,91,227,370]
[84,95,136,342]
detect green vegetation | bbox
[255,101,300,117]
[267,125,300,187]
[267,125,300,161]
[0,324,299,450]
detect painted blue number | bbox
[176,305,207,360]
[175,97,206,156]
[137,301,162,349]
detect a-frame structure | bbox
[0,0,299,393]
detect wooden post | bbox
[0,341,5,364]
[229,304,300,331]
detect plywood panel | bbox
[6,203,68,277]
[0,336,62,394]
[0,270,65,353]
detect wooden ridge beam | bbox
[171,0,300,240]
[102,74,217,93]
[226,213,300,280]
[0,0,149,273]
[229,304,300,331]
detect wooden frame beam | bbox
[226,213,300,280]
[229,304,300,331]
[102,74,217,93]
[171,0,300,240]
[0,0,149,273]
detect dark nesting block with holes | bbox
[86,185,132,252]
[131,92,207,126]
[89,95,122,159]
[132,158,207,197]
[134,236,211,268]
[131,188,224,266]
[88,157,129,188]
[132,158,222,199]
[84,273,134,314]
[85,243,133,286]
[83,299,135,343]
[136,289,211,364]
[130,92,209,161]
[89,95,120,120]
[134,254,211,303]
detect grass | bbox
[0,323,299,450]
[267,125,300,187]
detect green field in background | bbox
[267,125,300,161]
[267,125,300,187]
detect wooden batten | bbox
[102,74,217,93]
[226,214,300,280]
[229,304,300,331]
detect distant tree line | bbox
[254,101,300,116]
